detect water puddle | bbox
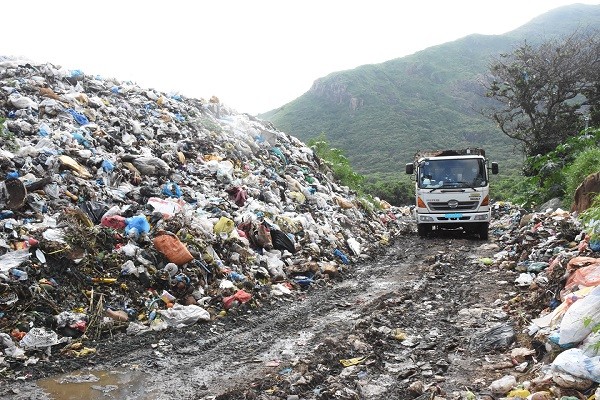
[37,367,149,400]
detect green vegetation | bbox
[308,135,413,206]
[581,197,600,246]
[259,5,600,214]
[0,118,19,152]
[308,134,364,190]
[495,128,600,209]
[483,30,600,158]
[261,4,600,193]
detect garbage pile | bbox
[487,202,600,397]
[0,59,402,371]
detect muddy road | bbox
[1,231,521,400]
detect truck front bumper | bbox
[414,211,490,224]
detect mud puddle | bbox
[36,367,148,400]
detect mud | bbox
[0,231,540,399]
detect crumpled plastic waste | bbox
[158,304,211,328]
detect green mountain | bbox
[261,4,600,181]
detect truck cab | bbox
[405,148,498,239]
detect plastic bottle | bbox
[10,269,28,281]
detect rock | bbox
[572,172,600,213]
[537,197,563,213]
[408,380,424,395]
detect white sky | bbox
[3,1,599,115]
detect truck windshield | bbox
[418,159,486,189]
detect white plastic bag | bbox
[158,304,210,328]
[559,286,600,345]
[488,374,516,394]
[0,250,30,273]
[347,238,361,256]
[551,348,600,382]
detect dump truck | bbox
[405,148,498,239]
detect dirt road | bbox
[1,231,520,400]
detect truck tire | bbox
[417,224,431,238]
[478,223,489,240]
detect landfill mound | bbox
[0,59,404,375]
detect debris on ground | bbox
[0,58,409,380]
[1,57,600,400]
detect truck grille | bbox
[427,201,479,212]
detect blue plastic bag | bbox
[125,216,150,238]
[102,160,114,172]
[591,237,600,252]
[162,182,182,198]
[38,123,50,137]
[67,109,89,126]
[334,249,349,265]
[72,131,91,148]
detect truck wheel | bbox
[417,224,431,238]
[478,223,489,240]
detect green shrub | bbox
[564,147,600,207]
[492,175,540,208]
[510,128,600,207]
[362,179,413,206]
[580,197,600,242]
[308,134,364,191]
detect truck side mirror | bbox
[491,162,499,175]
[405,163,414,175]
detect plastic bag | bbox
[565,259,600,290]
[469,323,515,352]
[552,348,600,382]
[66,108,89,125]
[0,250,30,273]
[158,304,210,328]
[125,215,150,237]
[225,186,247,207]
[488,375,517,394]
[19,327,68,353]
[223,289,252,310]
[559,286,600,345]
[162,181,182,198]
[0,333,25,359]
[80,201,109,224]
[244,222,272,250]
[216,160,234,183]
[101,214,127,230]
[213,217,235,235]
[334,249,349,265]
[271,229,296,253]
[153,232,194,266]
[147,197,182,218]
[347,238,361,256]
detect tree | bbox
[482,30,600,160]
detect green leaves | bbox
[308,134,364,191]
[483,31,600,158]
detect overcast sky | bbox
[3,1,599,115]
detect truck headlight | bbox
[474,214,489,221]
[419,216,434,222]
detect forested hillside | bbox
[261,4,600,180]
